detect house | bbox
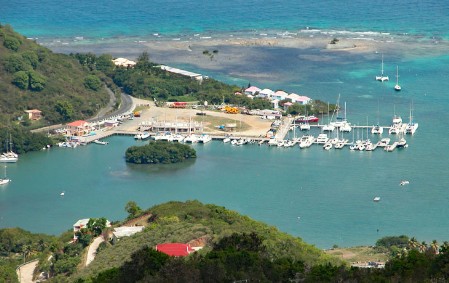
[66,120,91,136]
[244,86,261,96]
[73,218,111,240]
[112,226,144,244]
[270,99,279,109]
[73,219,90,234]
[272,90,289,101]
[257,88,275,99]
[287,93,312,105]
[156,243,195,257]
[283,102,293,111]
[112,57,136,68]
[24,109,42,120]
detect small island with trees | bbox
[125,141,196,164]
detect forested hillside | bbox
[0,24,110,125]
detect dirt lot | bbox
[121,98,274,137]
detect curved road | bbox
[16,260,38,283]
[85,236,105,266]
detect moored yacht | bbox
[197,134,212,143]
[371,125,384,134]
[184,134,199,143]
[315,134,329,144]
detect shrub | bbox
[12,71,29,89]
[3,36,21,51]
[84,75,102,91]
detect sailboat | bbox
[375,54,389,82]
[0,165,11,185]
[0,135,18,163]
[406,101,419,135]
[394,66,401,91]
[372,100,384,134]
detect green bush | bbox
[84,75,102,91]
[3,36,21,51]
[12,71,29,89]
[28,70,46,91]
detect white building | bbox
[112,226,145,244]
[244,86,261,96]
[272,90,289,101]
[257,88,275,99]
[287,93,312,105]
[112,58,136,68]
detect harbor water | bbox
[1,0,449,248]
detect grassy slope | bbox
[74,200,343,280]
[0,25,109,124]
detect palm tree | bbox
[430,240,439,254]
[440,241,449,254]
[419,241,428,253]
[408,237,419,250]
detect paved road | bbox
[85,236,105,266]
[17,260,38,283]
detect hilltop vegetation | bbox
[4,202,449,282]
[71,200,340,281]
[0,24,110,125]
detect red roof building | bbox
[156,243,195,257]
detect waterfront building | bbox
[287,93,311,105]
[66,120,91,136]
[244,86,261,96]
[139,121,203,134]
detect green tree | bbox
[125,201,142,219]
[87,217,108,236]
[3,35,21,51]
[55,101,74,121]
[28,70,46,91]
[84,75,102,91]
[12,71,29,89]
[22,51,39,69]
[4,54,31,73]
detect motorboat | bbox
[315,134,329,144]
[295,115,319,123]
[323,142,333,150]
[223,137,231,143]
[299,123,310,131]
[93,139,109,145]
[373,197,381,202]
[371,125,384,134]
[172,134,185,142]
[0,178,11,185]
[389,115,403,134]
[299,135,315,148]
[377,138,390,147]
[197,134,212,143]
[400,180,410,186]
[397,138,407,148]
[322,124,335,132]
[184,134,199,143]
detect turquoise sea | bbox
[1,0,449,248]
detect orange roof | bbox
[67,120,88,127]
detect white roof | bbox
[260,88,274,95]
[113,226,144,238]
[160,65,202,79]
[112,58,136,67]
[73,219,90,227]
